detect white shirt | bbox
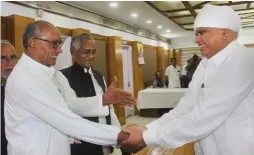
[181,64,187,76]
[83,68,121,155]
[165,65,181,88]
[143,40,254,155]
[5,53,120,155]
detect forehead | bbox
[41,26,61,40]
[81,39,95,48]
[1,43,16,55]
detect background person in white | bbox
[165,58,181,88]
[119,4,254,155]
[4,20,135,155]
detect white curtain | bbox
[54,36,72,70]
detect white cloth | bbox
[143,40,254,155]
[5,53,120,155]
[181,64,187,76]
[53,36,73,70]
[138,88,187,109]
[194,4,241,32]
[83,68,121,155]
[165,65,181,88]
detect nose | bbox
[57,47,63,54]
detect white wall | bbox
[171,28,254,49]
[0,1,170,49]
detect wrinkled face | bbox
[1,43,17,78]
[30,25,62,67]
[73,39,96,69]
[195,27,226,59]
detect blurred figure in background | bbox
[152,71,164,88]
[186,54,201,82]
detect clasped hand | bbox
[117,125,148,153]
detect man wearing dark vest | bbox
[1,40,18,155]
[61,34,130,155]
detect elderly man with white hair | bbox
[119,4,254,155]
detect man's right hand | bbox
[103,89,137,106]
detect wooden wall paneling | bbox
[175,49,181,66]
[91,33,108,41]
[245,43,254,47]
[164,49,169,69]
[93,40,108,82]
[168,49,174,66]
[1,16,7,40]
[143,46,157,86]
[157,47,165,80]
[107,36,125,125]
[57,26,72,36]
[71,28,90,37]
[6,14,35,58]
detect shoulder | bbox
[60,66,72,74]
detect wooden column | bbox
[107,36,125,125]
[6,14,35,58]
[168,49,174,65]
[157,46,165,79]
[175,49,181,66]
[71,28,90,37]
[1,16,7,40]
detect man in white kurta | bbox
[4,20,133,155]
[165,58,181,88]
[120,4,254,155]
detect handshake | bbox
[117,125,148,153]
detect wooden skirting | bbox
[135,142,194,155]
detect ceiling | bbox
[147,1,254,31]
[61,1,254,38]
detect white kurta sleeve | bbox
[9,80,120,146]
[56,71,109,117]
[143,58,254,148]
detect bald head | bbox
[23,20,56,49]
[22,20,62,67]
[1,40,17,79]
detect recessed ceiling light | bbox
[146,20,152,24]
[131,13,138,18]
[109,2,118,8]
[157,25,163,29]
[166,29,171,32]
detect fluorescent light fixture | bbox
[157,25,163,29]
[146,20,152,23]
[166,29,171,32]
[109,2,118,8]
[131,13,138,18]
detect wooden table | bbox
[135,142,194,155]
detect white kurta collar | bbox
[22,53,56,78]
[201,40,238,68]
[84,67,93,75]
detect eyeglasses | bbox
[1,55,17,64]
[34,37,63,49]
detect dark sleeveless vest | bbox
[61,63,112,155]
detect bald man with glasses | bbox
[1,40,18,155]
